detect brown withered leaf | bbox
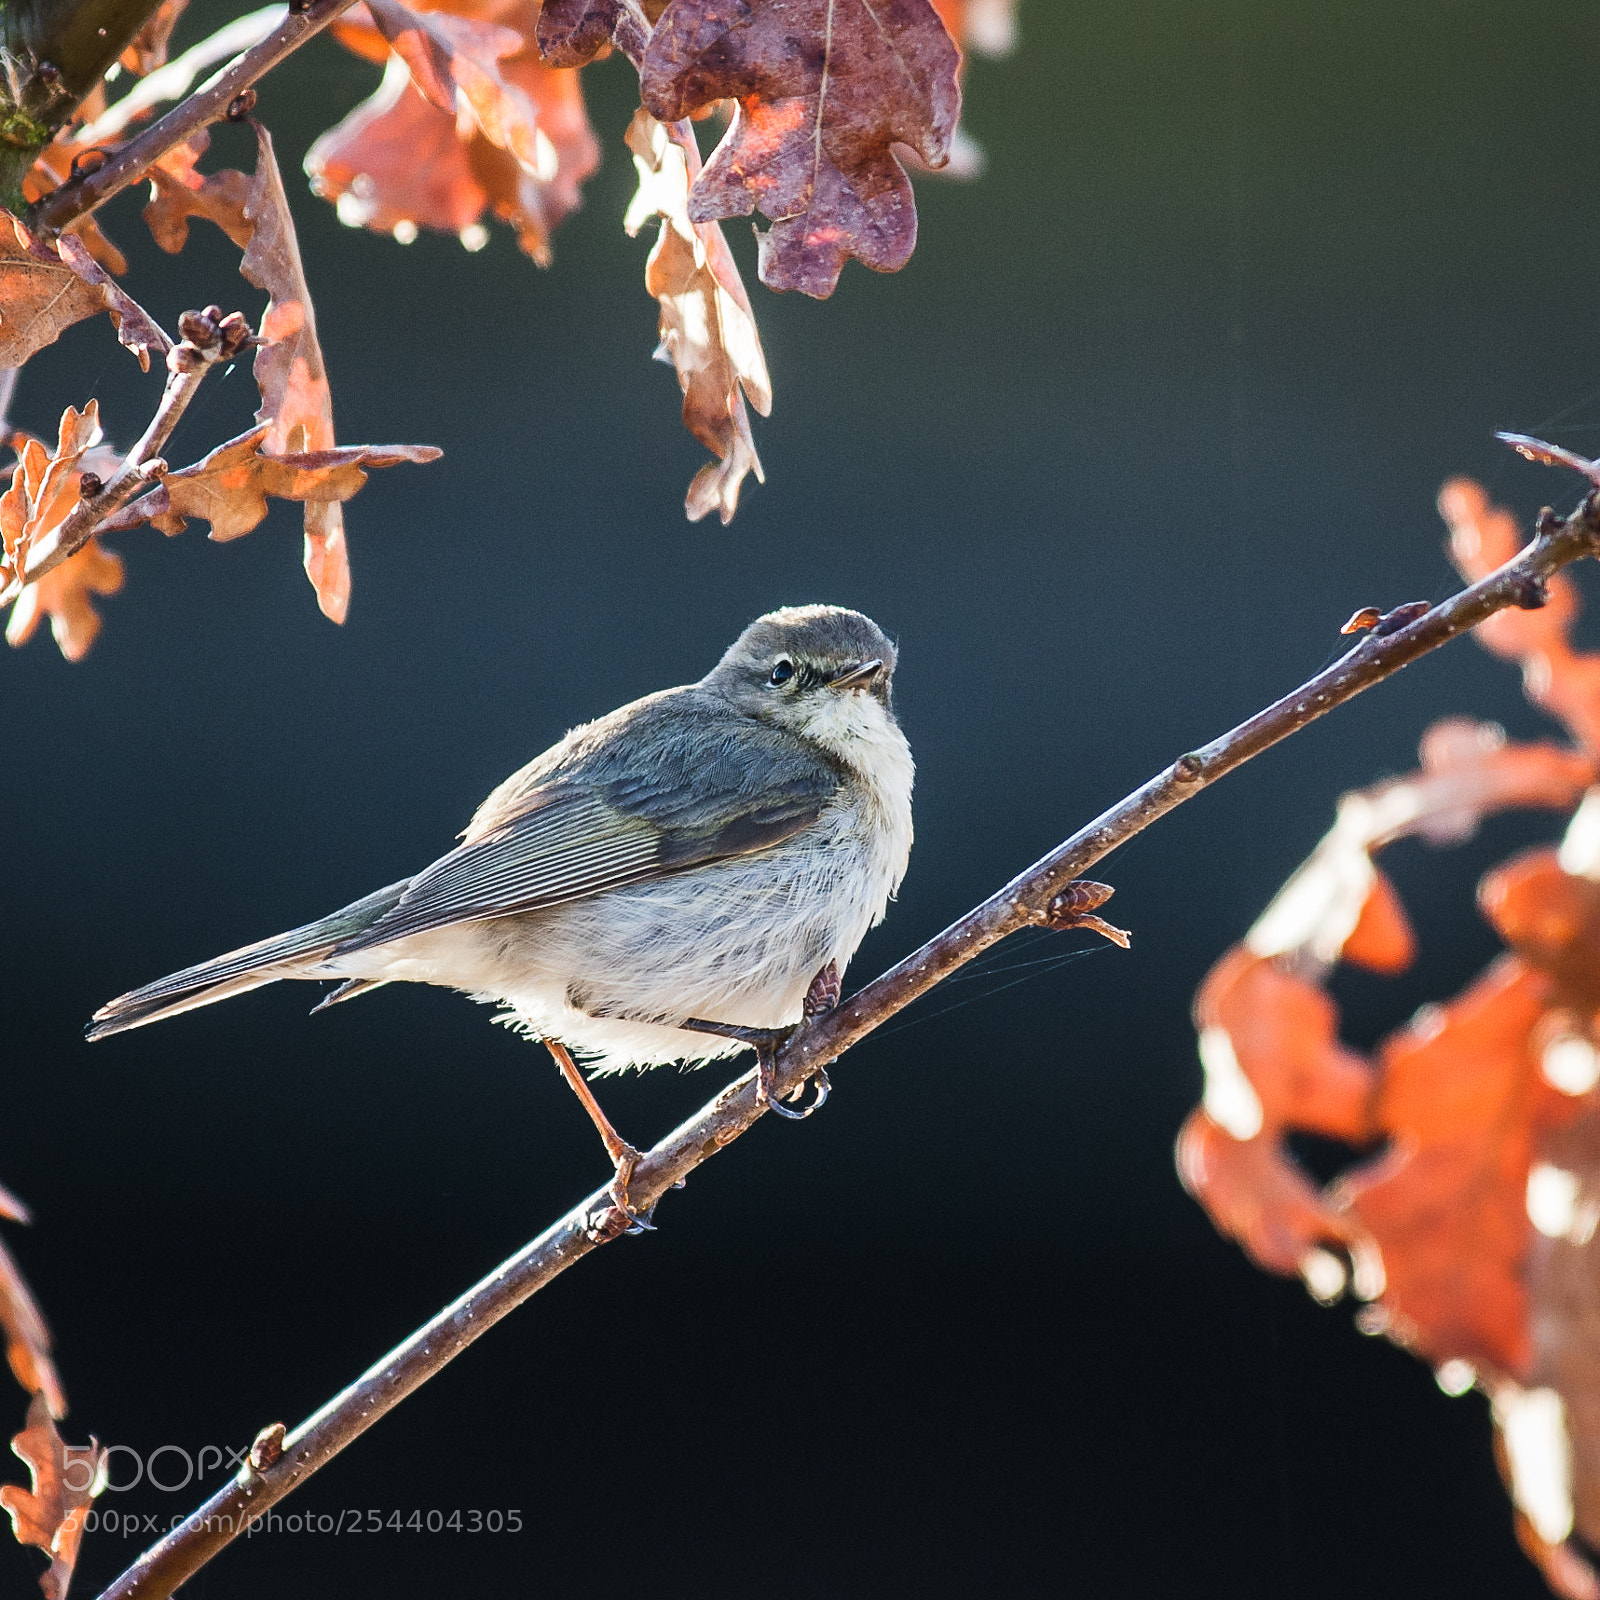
[312,0,600,266]
[0,217,111,367]
[119,0,189,74]
[1,407,123,661]
[2,1394,106,1600]
[1242,718,1591,969]
[6,540,124,662]
[640,0,962,298]
[0,1192,64,1421]
[1342,955,1578,1375]
[99,425,442,542]
[1441,479,1600,758]
[0,402,100,587]
[535,0,627,64]
[917,0,1016,177]
[1178,948,1376,1284]
[52,236,169,372]
[624,109,769,522]
[364,0,535,149]
[142,130,253,253]
[231,121,348,619]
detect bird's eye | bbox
[769,659,794,686]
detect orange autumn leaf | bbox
[144,122,365,620]
[309,0,600,266]
[639,0,963,297]
[6,540,124,663]
[99,425,443,542]
[0,216,168,371]
[0,1192,63,1422]
[1,1395,105,1600]
[1341,955,1577,1375]
[0,402,101,586]
[1178,948,1375,1282]
[142,129,253,254]
[119,0,189,74]
[1342,866,1416,975]
[1441,479,1600,757]
[623,109,769,522]
[927,0,1015,56]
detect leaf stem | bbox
[30,0,359,235]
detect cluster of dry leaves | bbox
[0,1185,105,1599]
[0,0,1013,660]
[1179,480,1600,1597]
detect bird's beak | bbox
[829,659,884,691]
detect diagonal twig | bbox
[95,485,1600,1600]
[0,308,251,601]
[30,0,361,236]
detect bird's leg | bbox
[681,961,840,1121]
[1023,880,1131,946]
[542,1039,655,1236]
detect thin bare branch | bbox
[76,4,286,146]
[95,486,1600,1600]
[30,0,360,235]
[0,307,249,600]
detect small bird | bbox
[90,605,914,1224]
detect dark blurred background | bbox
[6,2,1600,1594]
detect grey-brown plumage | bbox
[89,606,914,1079]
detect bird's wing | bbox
[331,702,841,955]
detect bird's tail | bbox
[87,878,411,1041]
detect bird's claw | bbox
[589,1143,657,1239]
[761,1059,831,1120]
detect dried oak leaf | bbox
[5,541,125,663]
[624,109,770,521]
[1,406,124,661]
[1484,849,1600,1019]
[639,0,963,298]
[142,129,253,253]
[1440,479,1600,758]
[0,1193,64,1421]
[98,425,442,542]
[120,0,189,74]
[1177,948,1376,1282]
[1,1394,105,1600]
[1341,954,1581,1375]
[0,402,101,585]
[1244,718,1591,969]
[142,124,363,617]
[0,215,166,370]
[914,0,1015,177]
[310,0,600,265]
[52,236,169,372]
[1523,1107,1600,1592]
[236,121,354,619]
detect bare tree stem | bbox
[0,309,249,599]
[30,0,359,235]
[94,487,1600,1600]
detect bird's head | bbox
[706,605,901,756]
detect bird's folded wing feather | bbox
[331,702,841,955]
